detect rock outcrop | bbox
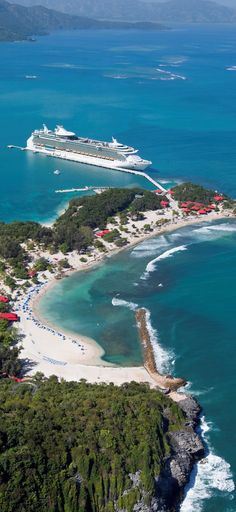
[154,397,204,511]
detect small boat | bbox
[53,169,61,175]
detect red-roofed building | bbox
[160,200,169,207]
[28,270,37,278]
[198,209,207,215]
[190,206,199,211]
[0,313,18,321]
[0,296,9,303]
[154,189,163,194]
[214,195,224,202]
[95,230,111,238]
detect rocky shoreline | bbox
[135,308,205,511]
[154,396,204,511]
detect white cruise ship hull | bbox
[26,135,151,172]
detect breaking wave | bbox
[159,55,188,67]
[198,223,236,232]
[145,308,174,374]
[141,245,187,280]
[111,297,138,311]
[181,417,235,512]
[131,235,169,259]
[156,67,187,81]
[193,222,236,240]
[44,63,84,69]
[104,73,128,79]
[112,300,173,374]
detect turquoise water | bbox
[39,220,236,511]
[2,24,236,511]
[0,25,236,221]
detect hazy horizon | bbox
[11,0,236,6]
[144,0,236,5]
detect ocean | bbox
[1,23,236,511]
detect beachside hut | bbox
[0,296,9,303]
[160,200,169,208]
[0,312,18,321]
[182,208,191,214]
[95,229,111,238]
[198,209,207,215]
[153,189,163,194]
[214,195,224,202]
[28,270,37,278]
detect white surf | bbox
[181,417,235,512]
[144,308,174,374]
[111,297,138,311]
[141,245,187,280]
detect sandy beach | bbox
[11,207,233,396]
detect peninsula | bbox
[0,182,234,384]
[0,182,234,511]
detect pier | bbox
[55,186,111,194]
[7,145,26,151]
[54,172,169,196]
[7,144,169,195]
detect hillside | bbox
[9,0,236,23]
[0,0,166,42]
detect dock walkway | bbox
[7,144,168,195]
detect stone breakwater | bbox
[135,308,186,390]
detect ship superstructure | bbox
[27,125,152,171]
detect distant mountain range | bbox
[9,0,236,23]
[0,0,166,42]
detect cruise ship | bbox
[26,125,152,172]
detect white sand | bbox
[16,284,158,387]
[13,207,233,395]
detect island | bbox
[0,182,235,511]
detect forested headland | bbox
[0,377,190,512]
[0,184,213,511]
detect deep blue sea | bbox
[2,24,236,511]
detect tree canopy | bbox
[0,377,186,512]
[172,182,226,204]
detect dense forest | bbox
[53,188,165,252]
[0,188,165,259]
[0,184,234,290]
[0,184,211,511]
[172,182,226,204]
[0,377,187,512]
[0,296,21,376]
